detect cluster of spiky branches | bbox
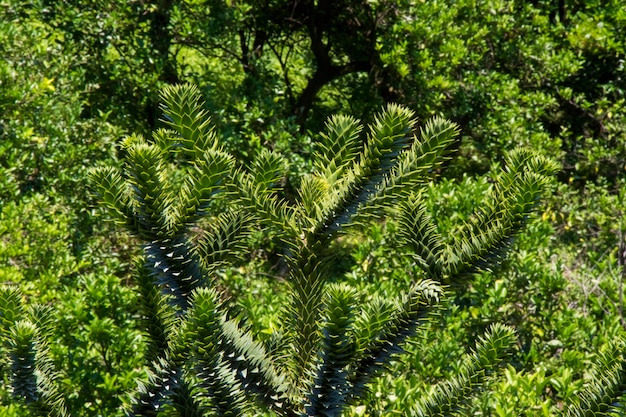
[4,83,625,416]
[396,147,560,283]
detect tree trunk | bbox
[294,61,371,128]
[147,0,178,84]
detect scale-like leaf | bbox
[8,320,68,417]
[0,286,23,339]
[220,320,293,415]
[230,169,296,236]
[564,339,626,417]
[397,193,446,279]
[428,148,559,282]
[159,83,217,157]
[194,211,252,274]
[89,166,135,229]
[412,323,516,416]
[251,148,287,189]
[306,284,359,417]
[349,280,442,401]
[315,104,417,236]
[144,237,208,313]
[186,288,248,417]
[357,117,459,223]
[314,114,363,186]
[126,142,173,238]
[173,148,234,231]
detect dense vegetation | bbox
[1,0,625,415]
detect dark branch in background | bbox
[289,1,350,126]
[145,0,178,84]
[239,29,251,72]
[267,38,297,109]
[272,0,402,128]
[294,60,372,127]
[163,0,405,129]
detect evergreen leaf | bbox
[443,148,557,281]
[283,239,330,391]
[220,319,293,415]
[316,103,417,236]
[128,359,195,417]
[128,319,206,417]
[0,286,23,341]
[564,339,626,417]
[126,142,174,239]
[314,114,363,187]
[88,86,561,416]
[396,193,447,279]
[8,320,68,417]
[251,148,287,190]
[186,288,248,416]
[172,148,234,231]
[144,237,209,313]
[9,321,38,404]
[349,279,442,401]
[412,323,516,416]
[89,166,135,230]
[193,211,252,274]
[306,284,359,417]
[297,175,329,226]
[230,169,296,236]
[356,116,459,223]
[159,83,217,157]
[133,258,177,366]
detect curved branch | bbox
[294,60,372,127]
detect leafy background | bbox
[1,0,625,415]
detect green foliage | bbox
[73,83,558,416]
[0,3,121,204]
[564,340,626,416]
[341,169,626,416]
[0,288,68,417]
[1,0,626,414]
[396,148,559,283]
[0,195,87,301]
[413,323,516,416]
[52,273,144,415]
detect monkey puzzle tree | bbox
[2,83,625,416]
